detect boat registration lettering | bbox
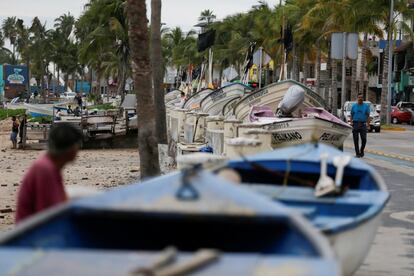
[210,90,226,102]
[320,133,342,142]
[247,89,268,106]
[272,132,302,143]
[267,122,290,130]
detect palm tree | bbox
[127,0,160,178]
[151,0,168,145]
[2,17,18,63]
[51,13,77,91]
[77,0,130,100]
[29,17,52,99]
[199,9,216,25]
[0,31,13,64]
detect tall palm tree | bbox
[151,0,168,145]
[29,17,51,99]
[127,0,160,178]
[77,0,130,99]
[2,17,18,63]
[51,13,77,91]
[199,9,216,25]
[0,31,13,64]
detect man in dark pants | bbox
[351,94,371,158]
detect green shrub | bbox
[28,116,53,124]
[0,109,26,120]
[86,103,115,110]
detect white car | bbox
[343,101,381,132]
[62,92,77,100]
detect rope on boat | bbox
[238,149,316,188]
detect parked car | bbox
[343,101,381,132]
[391,106,412,124]
[62,92,77,100]
[396,102,414,124]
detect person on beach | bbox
[75,92,83,109]
[15,123,82,223]
[18,114,27,144]
[351,94,371,158]
[10,116,19,149]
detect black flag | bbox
[197,29,216,52]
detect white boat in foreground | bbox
[221,143,390,275]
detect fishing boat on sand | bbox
[233,83,352,151]
[220,143,390,276]
[0,169,339,275]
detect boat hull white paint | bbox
[24,103,55,117]
[327,212,382,276]
[238,117,352,149]
[200,84,250,115]
[234,80,326,121]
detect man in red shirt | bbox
[16,123,82,223]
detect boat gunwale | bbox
[199,83,252,112]
[232,80,327,116]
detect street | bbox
[345,126,414,276]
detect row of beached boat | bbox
[0,80,389,275]
[165,80,352,158]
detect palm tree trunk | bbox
[151,0,168,145]
[381,43,389,122]
[64,74,69,92]
[292,44,299,81]
[127,0,160,178]
[325,45,332,105]
[359,33,368,97]
[315,45,321,95]
[303,54,309,84]
[117,66,126,100]
[331,59,338,116]
[26,58,30,94]
[351,59,357,100]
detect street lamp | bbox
[386,0,394,125]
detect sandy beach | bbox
[0,119,141,232]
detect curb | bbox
[382,128,406,132]
[345,145,414,163]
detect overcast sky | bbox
[0,0,272,32]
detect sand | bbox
[0,121,141,232]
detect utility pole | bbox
[386,0,394,125]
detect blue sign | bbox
[4,65,28,86]
[75,80,91,94]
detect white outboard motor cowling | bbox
[277,85,305,117]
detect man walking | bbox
[351,94,371,158]
[16,123,83,223]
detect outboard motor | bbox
[277,85,305,117]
